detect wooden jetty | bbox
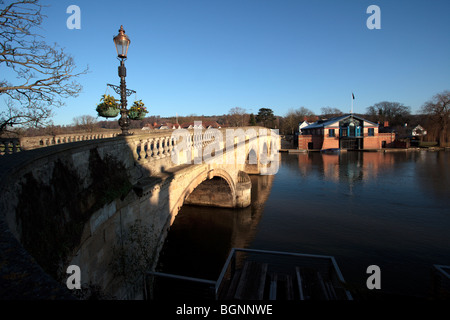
[216,249,352,300]
[147,248,353,301]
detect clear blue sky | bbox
[32,0,450,125]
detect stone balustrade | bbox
[1,126,280,159]
[1,129,220,158]
[19,132,121,151]
[0,138,22,155]
[0,132,121,156]
[133,129,219,162]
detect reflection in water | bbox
[156,175,274,280]
[157,151,450,298]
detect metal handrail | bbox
[434,265,450,279]
[215,248,353,300]
[147,271,216,286]
[147,247,353,300]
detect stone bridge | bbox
[0,126,280,299]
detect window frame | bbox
[328,129,335,137]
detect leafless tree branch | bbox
[0,0,88,134]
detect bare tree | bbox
[283,107,315,135]
[228,107,247,127]
[73,115,98,132]
[366,102,411,127]
[320,107,343,119]
[0,0,88,134]
[421,90,450,147]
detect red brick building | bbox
[298,114,395,151]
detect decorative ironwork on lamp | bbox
[113,25,134,136]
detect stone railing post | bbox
[155,138,161,159]
[136,139,142,161]
[157,137,164,158]
[150,138,157,159]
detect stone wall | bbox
[0,136,142,299]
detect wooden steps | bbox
[268,273,294,300]
[296,267,338,300]
[221,261,341,300]
[234,261,268,300]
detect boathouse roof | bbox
[303,114,378,130]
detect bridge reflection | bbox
[156,174,275,282]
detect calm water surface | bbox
[157,151,450,298]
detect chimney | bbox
[384,121,389,127]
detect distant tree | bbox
[283,107,315,135]
[73,115,98,132]
[256,108,276,127]
[179,113,197,125]
[421,90,450,147]
[0,0,88,134]
[366,102,411,127]
[228,107,246,127]
[320,107,343,119]
[249,113,256,126]
[43,123,62,136]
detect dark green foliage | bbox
[256,108,276,127]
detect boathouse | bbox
[298,114,395,151]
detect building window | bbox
[368,128,375,136]
[329,129,335,137]
[340,128,347,137]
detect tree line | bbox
[1,1,449,147]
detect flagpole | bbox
[351,92,354,114]
[351,94,353,114]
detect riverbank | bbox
[281,147,450,154]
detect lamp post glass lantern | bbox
[114,25,130,59]
[113,25,133,135]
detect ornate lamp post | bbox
[110,25,136,136]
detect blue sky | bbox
[11,0,450,125]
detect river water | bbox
[156,150,450,298]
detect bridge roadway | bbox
[0,126,280,299]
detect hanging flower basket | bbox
[99,107,120,118]
[128,100,148,120]
[96,94,120,118]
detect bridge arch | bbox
[170,168,237,224]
